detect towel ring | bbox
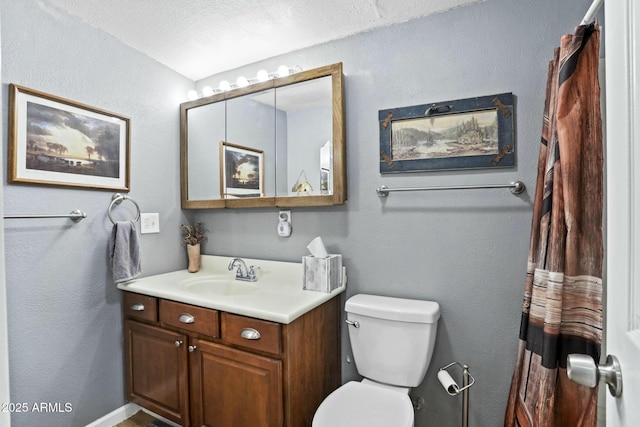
[108,193,141,224]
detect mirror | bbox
[225,88,276,203]
[275,76,333,197]
[181,62,345,208]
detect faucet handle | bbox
[235,265,244,277]
[248,266,261,280]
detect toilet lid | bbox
[313,381,414,427]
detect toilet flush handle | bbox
[345,319,360,328]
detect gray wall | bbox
[0,1,194,426]
[0,0,598,426]
[0,15,13,427]
[195,1,595,426]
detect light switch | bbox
[140,213,160,234]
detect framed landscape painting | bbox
[8,84,130,191]
[379,93,515,173]
[220,141,264,198]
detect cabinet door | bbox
[190,338,283,427]
[125,320,190,426]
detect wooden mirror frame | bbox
[180,62,346,209]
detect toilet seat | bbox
[312,381,414,427]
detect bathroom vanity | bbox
[118,256,345,427]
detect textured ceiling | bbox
[47,0,484,80]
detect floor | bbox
[114,410,173,427]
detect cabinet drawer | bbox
[159,300,219,338]
[123,292,158,322]
[222,312,281,355]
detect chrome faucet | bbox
[228,258,260,282]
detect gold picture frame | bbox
[8,84,130,191]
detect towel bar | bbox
[4,210,87,222]
[376,181,525,198]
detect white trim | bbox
[605,0,640,425]
[84,403,181,427]
[84,403,141,427]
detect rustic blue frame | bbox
[379,92,515,173]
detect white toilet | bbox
[313,294,440,427]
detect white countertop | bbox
[117,255,346,324]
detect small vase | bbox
[187,243,201,273]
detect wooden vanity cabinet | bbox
[190,339,283,426]
[124,320,190,425]
[122,291,341,427]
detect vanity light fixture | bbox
[236,76,250,88]
[257,69,270,82]
[185,65,303,100]
[278,65,290,77]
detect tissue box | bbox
[303,254,342,292]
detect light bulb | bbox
[219,80,231,91]
[257,70,269,82]
[236,76,249,87]
[202,86,214,96]
[277,65,290,77]
[187,90,198,101]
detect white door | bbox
[604,0,640,425]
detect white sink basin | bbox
[179,276,258,296]
[118,255,346,324]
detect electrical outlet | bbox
[278,210,291,223]
[140,213,160,234]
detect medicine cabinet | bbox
[180,62,346,209]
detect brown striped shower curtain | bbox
[504,23,603,427]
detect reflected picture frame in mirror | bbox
[220,141,264,198]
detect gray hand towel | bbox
[109,220,142,283]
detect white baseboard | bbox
[85,403,141,427]
[84,403,181,427]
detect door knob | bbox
[567,354,622,397]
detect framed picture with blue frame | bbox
[379,93,515,173]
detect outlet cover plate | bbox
[140,213,160,234]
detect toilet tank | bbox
[345,294,440,388]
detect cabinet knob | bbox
[188,345,197,353]
[240,328,261,340]
[179,313,195,324]
[130,303,145,311]
[175,340,183,347]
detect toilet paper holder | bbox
[439,362,475,396]
[439,362,475,427]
